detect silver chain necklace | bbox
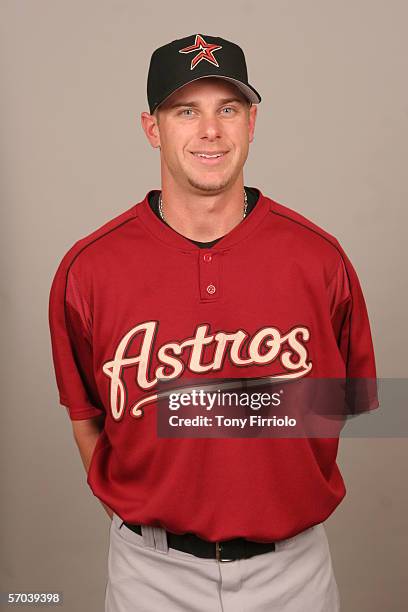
[158,189,248,224]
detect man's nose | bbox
[199,115,222,139]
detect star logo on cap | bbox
[179,34,223,70]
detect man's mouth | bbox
[190,151,229,164]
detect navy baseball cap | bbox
[147,33,262,114]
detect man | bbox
[48,33,378,611]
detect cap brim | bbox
[153,75,261,113]
[211,76,261,105]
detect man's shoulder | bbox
[50,195,147,285]
[262,193,347,259]
[265,195,339,246]
[57,197,146,268]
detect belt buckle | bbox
[215,541,234,562]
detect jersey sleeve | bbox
[48,251,105,421]
[328,243,379,415]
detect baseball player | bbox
[48,34,378,611]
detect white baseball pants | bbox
[105,513,341,611]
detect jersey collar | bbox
[134,188,271,252]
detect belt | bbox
[122,523,276,562]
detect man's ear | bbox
[141,112,161,149]
[248,104,257,144]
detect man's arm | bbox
[71,415,113,520]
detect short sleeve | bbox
[329,245,379,415]
[48,252,105,421]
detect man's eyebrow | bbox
[167,97,246,109]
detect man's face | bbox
[148,78,257,195]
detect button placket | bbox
[199,251,220,301]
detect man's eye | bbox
[222,107,235,114]
[181,109,194,116]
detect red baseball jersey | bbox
[48,188,378,542]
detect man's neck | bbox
[159,182,247,242]
[148,188,259,249]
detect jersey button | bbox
[203,253,212,263]
[206,284,216,295]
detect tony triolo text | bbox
[168,415,297,428]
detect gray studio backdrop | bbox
[1,1,407,611]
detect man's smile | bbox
[190,150,229,165]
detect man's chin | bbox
[187,175,232,194]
